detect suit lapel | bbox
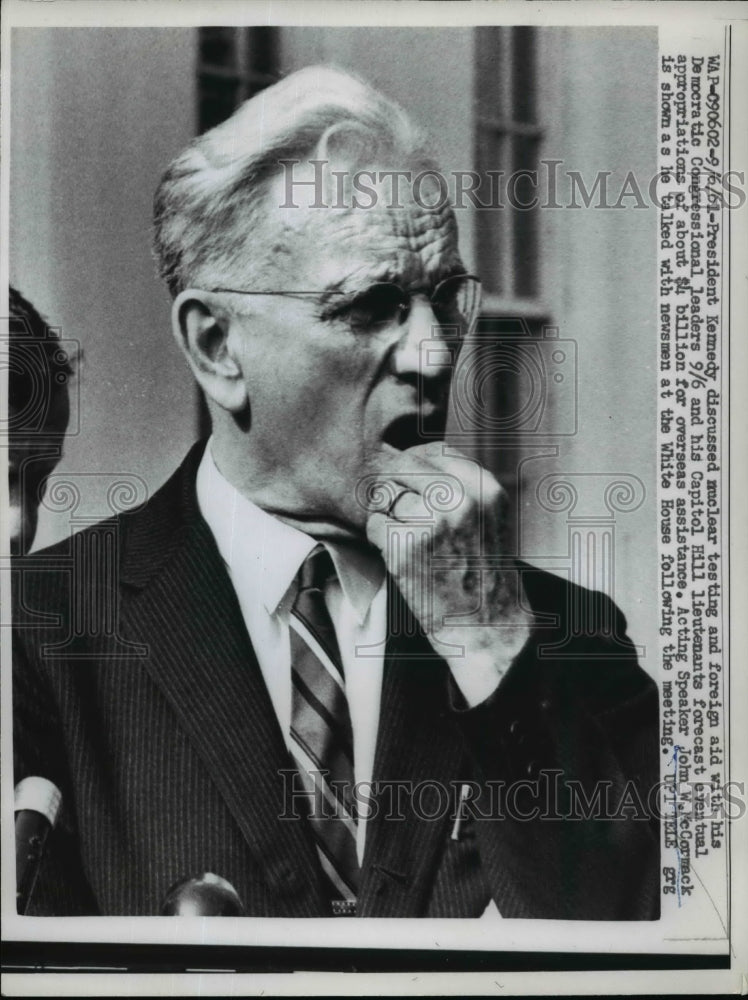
[118,445,327,915]
[116,446,465,917]
[358,582,466,917]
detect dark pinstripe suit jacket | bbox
[13,442,660,919]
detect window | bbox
[198,27,281,133]
[474,26,543,306]
[473,27,554,550]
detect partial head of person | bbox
[154,65,480,541]
[6,287,72,554]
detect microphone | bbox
[15,776,62,914]
[160,872,245,916]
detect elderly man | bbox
[13,67,659,919]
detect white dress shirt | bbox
[196,441,386,864]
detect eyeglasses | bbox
[208,273,482,336]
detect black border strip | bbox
[1,942,731,974]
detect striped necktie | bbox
[289,545,359,916]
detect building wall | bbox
[9,26,657,663]
[536,27,658,667]
[10,28,198,550]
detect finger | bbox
[370,482,427,521]
[379,440,473,468]
[374,442,486,489]
[386,488,426,521]
[372,441,446,472]
[365,511,429,583]
[385,486,419,514]
[365,511,388,551]
[373,456,485,510]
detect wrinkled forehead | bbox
[264,165,462,290]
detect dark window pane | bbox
[476,316,529,336]
[247,26,281,79]
[512,135,539,298]
[475,133,507,297]
[473,316,546,439]
[457,316,547,553]
[512,27,536,124]
[198,73,240,132]
[200,27,237,69]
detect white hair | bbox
[153,65,437,297]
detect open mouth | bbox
[381,410,447,451]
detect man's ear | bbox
[171,290,248,413]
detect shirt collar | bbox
[196,440,384,624]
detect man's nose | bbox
[391,297,455,382]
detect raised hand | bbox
[363,443,534,707]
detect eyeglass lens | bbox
[346,275,480,334]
